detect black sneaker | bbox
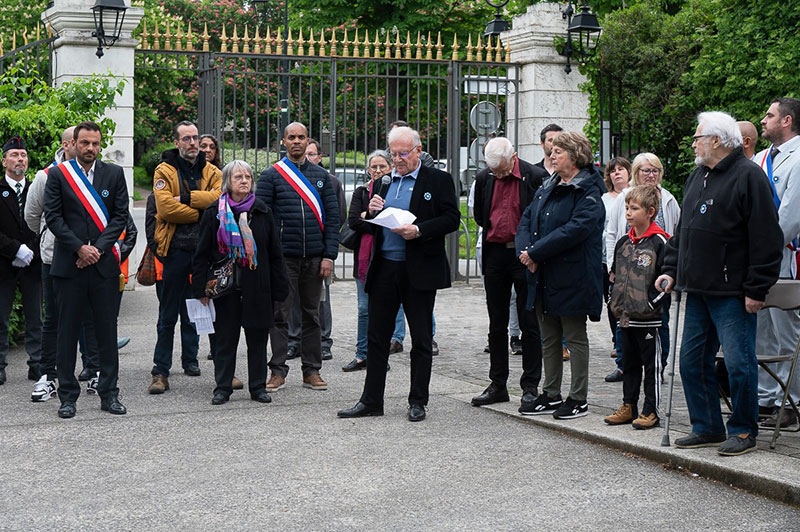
[518,392,562,415]
[717,435,757,456]
[553,397,588,419]
[510,335,522,355]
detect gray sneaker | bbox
[31,375,57,402]
[718,435,757,456]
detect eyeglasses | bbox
[389,145,420,159]
[306,152,319,157]
[180,135,199,143]
[639,168,662,175]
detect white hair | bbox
[483,137,515,170]
[387,126,421,148]
[221,160,256,195]
[697,111,743,149]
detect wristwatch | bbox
[415,226,422,239]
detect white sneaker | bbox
[31,375,57,402]
[87,372,100,395]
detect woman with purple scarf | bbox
[341,151,393,372]
[193,160,289,405]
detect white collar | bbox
[5,174,25,190]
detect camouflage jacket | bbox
[610,230,669,327]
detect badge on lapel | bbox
[316,180,324,188]
[101,189,110,198]
[700,203,707,214]
[424,192,432,201]
[1,191,8,198]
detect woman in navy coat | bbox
[515,131,605,419]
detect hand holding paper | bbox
[364,207,417,230]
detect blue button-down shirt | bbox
[380,162,421,261]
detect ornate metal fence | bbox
[0,24,55,83]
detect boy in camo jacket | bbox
[605,185,670,429]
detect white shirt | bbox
[81,161,97,185]
[5,174,25,192]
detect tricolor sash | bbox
[272,157,325,230]
[58,159,121,263]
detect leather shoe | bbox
[389,340,403,354]
[286,345,300,360]
[604,368,624,383]
[471,384,510,406]
[78,367,93,381]
[100,394,127,415]
[321,348,333,361]
[337,401,383,418]
[0,368,6,385]
[58,401,77,418]
[431,340,439,356]
[408,404,426,422]
[762,407,798,428]
[251,390,272,403]
[117,337,130,350]
[211,392,229,405]
[342,358,367,372]
[184,364,201,377]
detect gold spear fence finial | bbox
[139,19,149,50]
[202,23,210,52]
[451,34,459,61]
[415,32,422,60]
[308,29,317,57]
[265,27,273,55]
[318,29,327,57]
[435,32,443,61]
[352,29,360,58]
[242,26,250,54]
[220,26,228,53]
[186,22,195,51]
[253,26,262,55]
[342,29,349,58]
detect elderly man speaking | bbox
[657,111,783,456]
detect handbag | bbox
[136,246,157,286]
[205,257,238,299]
[339,223,360,251]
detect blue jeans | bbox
[393,305,436,343]
[355,279,368,360]
[152,249,198,377]
[680,293,758,437]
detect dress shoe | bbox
[100,394,127,415]
[431,340,439,356]
[117,337,130,350]
[251,390,272,403]
[148,373,169,394]
[232,376,244,390]
[321,348,333,361]
[758,405,777,421]
[286,345,300,360]
[184,364,201,377]
[211,392,229,405]
[389,340,403,354]
[342,358,367,372]
[762,407,798,428]
[78,367,93,381]
[471,384,510,406]
[58,401,76,418]
[408,404,426,422]
[0,368,6,385]
[604,368,624,382]
[510,335,522,355]
[337,401,384,418]
[28,366,41,381]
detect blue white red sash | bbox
[58,159,120,263]
[273,157,325,230]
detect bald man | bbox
[737,121,759,160]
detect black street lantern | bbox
[92,0,129,59]
[484,0,510,40]
[562,1,601,73]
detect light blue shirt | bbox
[380,162,421,261]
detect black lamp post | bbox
[252,0,289,158]
[91,0,129,59]
[561,1,601,74]
[483,0,510,46]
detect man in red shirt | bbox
[471,137,548,408]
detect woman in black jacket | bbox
[515,131,605,419]
[341,150,392,372]
[193,160,289,404]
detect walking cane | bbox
[661,287,682,447]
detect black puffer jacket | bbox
[255,159,339,260]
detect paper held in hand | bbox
[365,207,417,230]
[186,298,216,334]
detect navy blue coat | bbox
[255,159,339,260]
[515,166,606,319]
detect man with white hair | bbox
[656,111,783,456]
[337,126,460,422]
[470,137,547,408]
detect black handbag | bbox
[205,257,238,299]
[339,223,359,251]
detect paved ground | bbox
[1,274,800,529]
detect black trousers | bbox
[361,258,435,408]
[621,326,662,417]
[53,268,119,402]
[482,242,542,392]
[212,291,268,398]
[0,265,42,371]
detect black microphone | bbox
[376,174,392,199]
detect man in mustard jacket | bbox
[149,121,221,394]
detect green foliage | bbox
[140,141,174,178]
[133,165,152,188]
[0,1,48,40]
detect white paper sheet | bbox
[364,207,417,230]
[186,299,216,334]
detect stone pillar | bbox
[42,0,144,198]
[502,3,590,163]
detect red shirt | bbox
[486,158,522,243]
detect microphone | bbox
[376,174,392,199]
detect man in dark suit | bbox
[337,126,460,421]
[470,137,547,410]
[0,136,41,385]
[44,121,129,418]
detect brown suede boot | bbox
[604,403,636,425]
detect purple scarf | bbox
[217,192,258,269]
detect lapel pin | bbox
[424,192,432,201]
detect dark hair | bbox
[539,123,563,144]
[389,120,409,131]
[73,121,102,141]
[307,138,323,154]
[773,97,800,135]
[199,134,221,168]
[173,120,197,140]
[603,157,632,192]
[552,131,593,169]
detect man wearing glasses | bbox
[338,126,460,422]
[149,120,222,394]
